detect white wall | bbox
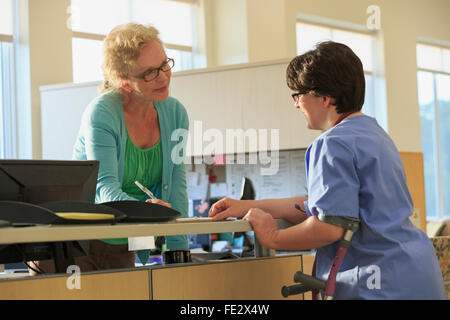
[241,0,450,152]
[14,0,450,156]
[206,0,249,67]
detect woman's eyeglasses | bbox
[132,58,175,82]
[291,93,301,103]
[291,92,302,104]
[292,90,316,103]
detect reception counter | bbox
[0,219,314,300]
[0,254,314,300]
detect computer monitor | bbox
[0,159,99,273]
[0,159,98,204]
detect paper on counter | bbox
[173,217,238,223]
[175,217,214,223]
[128,236,155,251]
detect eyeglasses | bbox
[292,89,316,103]
[132,58,175,82]
[291,92,303,104]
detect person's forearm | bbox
[271,216,345,251]
[249,197,308,224]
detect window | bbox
[69,0,199,83]
[417,43,450,220]
[296,22,377,120]
[0,0,16,158]
[72,37,103,83]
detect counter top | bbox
[0,219,252,245]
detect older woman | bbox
[29,23,189,274]
[77,22,190,267]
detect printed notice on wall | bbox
[225,149,307,200]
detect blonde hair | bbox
[100,23,163,93]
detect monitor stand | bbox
[51,242,76,273]
[0,240,89,274]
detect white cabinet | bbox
[170,59,318,157]
[40,60,318,160]
[238,63,319,151]
[40,81,101,160]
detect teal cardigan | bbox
[73,90,189,249]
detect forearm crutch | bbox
[282,214,360,300]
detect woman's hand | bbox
[243,208,279,249]
[146,198,172,208]
[209,197,253,221]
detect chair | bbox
[430,236,450,299]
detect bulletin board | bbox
[185,149,308,202]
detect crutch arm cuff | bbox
[317,213,360,232]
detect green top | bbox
[100,131,163,245]
[73,91,190,250]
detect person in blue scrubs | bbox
[209,41,446,299]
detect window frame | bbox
[0,31,16,158]
[70,0,198,82]
[417,42,450,220]
[0,35,13,43]
[417,41,450,76]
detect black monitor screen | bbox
[0,159,99,272]
[0,159,99,204]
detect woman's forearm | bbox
[250,197,308,224]
[272,215,345,251]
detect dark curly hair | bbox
[286,41,365,113]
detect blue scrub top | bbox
[304,115,446,300]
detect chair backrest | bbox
[430,236,450,299]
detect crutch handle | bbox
[281,284,311,297]
[294,271,326,289]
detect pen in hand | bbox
[295,203,306,214]
[135,180,157,199]
[135,181,172,208]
